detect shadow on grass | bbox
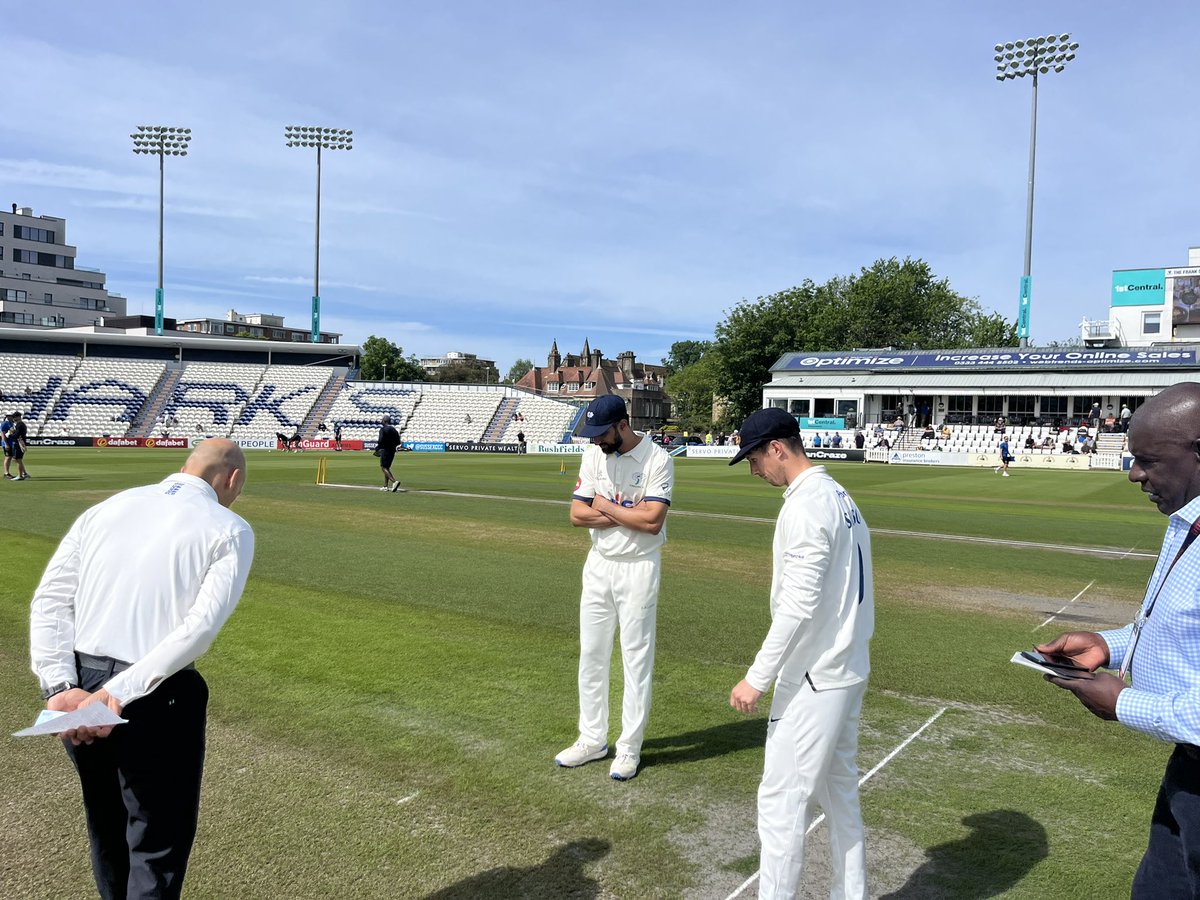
[424,838,610,899]
[880,809,1047,899]
[641,717,766,770]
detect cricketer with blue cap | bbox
[727,408,875,898]
[555,394,675,782]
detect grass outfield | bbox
[0,449,1169,898]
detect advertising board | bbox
[445,442,519,454]
[1111,268,1166,307]
[529,442,585,454]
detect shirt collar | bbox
[616,432,649,460]
[1171,494,1200,528]
[161,471,218,502]
[782,465,826,500]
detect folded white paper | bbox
[13,703,127,737]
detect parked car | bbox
[660,434,704,449]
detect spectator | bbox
[1025,435,1035,451]
[812,433,822,448]
[1120,403,1133,432]
[830,432,842,448]
[854,430,865,449]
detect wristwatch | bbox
[42,681,77,701]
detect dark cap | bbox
[729,408,800,465]
[578,394,629,438]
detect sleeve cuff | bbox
[1115,688,1168,741]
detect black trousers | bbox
[64,662,209,900]
[1133,744,1200,899]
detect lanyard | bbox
[1120,516,1200,680]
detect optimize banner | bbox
[445,441,519,453]
[778,347,1195,370]
[529,442,585,454]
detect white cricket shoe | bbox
[610,752,640,781]
[1002,471,1010,477]
[379,486,390,491]
[554,739,608,768]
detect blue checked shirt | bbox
[1101,494,1200,745]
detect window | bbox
[13,225,55,243]
[1144,312,1162,335]
[788,398,811,417]
[567,382,579,392]
[0,246,4,259]
[1,289,28,302]
[1007,395,1035,417]
[1039,396,1067,416]
[43,293,52,304]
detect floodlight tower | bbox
[995,33,1079,348]
[131,125,192,336]
[284,126,353,342]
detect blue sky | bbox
[2,1,1196,372]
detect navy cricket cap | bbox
[729,408,800,465]
[578,395,629,437]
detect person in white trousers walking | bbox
[556,395,674,782]
[728,408,874,899]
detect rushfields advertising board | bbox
[779,346,1195,371]
[530,442,585,454]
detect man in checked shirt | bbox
[1038,383,1200,897]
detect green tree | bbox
[711,258,1017,422]
[426,360,500,384]
[661,340,710,374]
[359,335,424,382]
[666,354,719,431]
[505,358,535,383]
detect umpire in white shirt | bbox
[30,438,255,900]
[728,408,874,900]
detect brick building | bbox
[515,338,671,432]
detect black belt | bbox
[75,652,194,677]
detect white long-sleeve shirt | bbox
[745,466,874,692]
[30,472,255,705]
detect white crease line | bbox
[313,484,1155,560]
[724,706,948,900]
[1034,580,1096,631]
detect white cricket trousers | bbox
[577,549,660,756]
[758,677,868,900]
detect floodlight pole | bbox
[285,126,353,343]
[158,148,164,336]
[314,142,322,344]
[995,33,1078,349]
[1020,70,1038,350]
[131,125,191,336]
